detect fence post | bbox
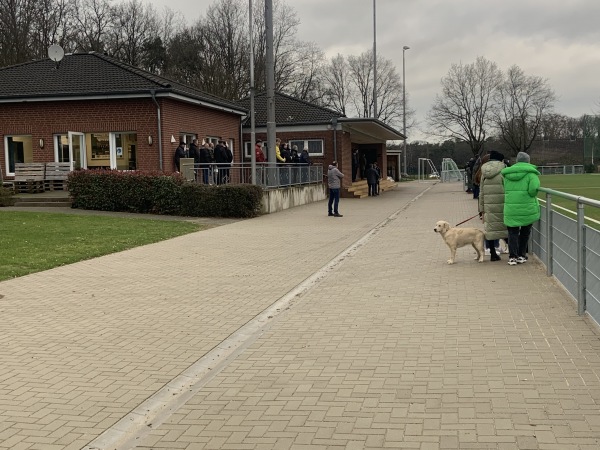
[545,193,553,277]
[577,201,586,315]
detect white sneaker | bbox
[508,258,517,266]
[516,256,527,264]
[484,249,491,256]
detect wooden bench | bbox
[14,163,45,193]
[1,167,14,190]
[44,162,71,191]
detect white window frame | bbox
[289,139,324,156]
[53,134,70,163]
[109,132,137,169]
[4,134,33,176]
[243,141,252,159]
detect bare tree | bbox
[0,0,37,65]
[199,0,250,100]
[72,0,113,53]
[347,51,373,118]
[321,54,349,115]
[539,113,582,140]
[493,65,556,155]
[321,50,413,130]
[30,0,77,58]
[164,27,205,87]
[427,56,502,156]
[285,41,325,103]
[108,0,159,66]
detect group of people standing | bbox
[174,138,233,185]
[253,139,312,166]
[351,149,381,196]
[477,150,541,266]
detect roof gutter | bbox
[150,90,163,171]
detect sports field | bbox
[539,174,600,223]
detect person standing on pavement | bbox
[478,150,507,262]
[366,163,378,197]
[373,162,381,195]
[501,151,541,266]
[352,149,359,182]
[327,161,344,217]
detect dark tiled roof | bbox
[237,91,343,126]
[0,52,245,112]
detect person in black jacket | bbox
[173,140,186,172]
[198,141,211,184]
[366,163,379,196]
[352,149,359,182]
[214,140,231,184]
[189,139,200,181]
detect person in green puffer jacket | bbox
[501,152,541,266]
[478,150,507,262]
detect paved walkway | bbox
[2,182,600,450]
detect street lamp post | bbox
[402,45,409,176]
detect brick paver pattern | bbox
[1,182,600,450]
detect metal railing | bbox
[537,165,584,175]
[181,162,323,189]
[531,188,600,321]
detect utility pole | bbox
[249,0,256,183]
[402,45,410,175]
[372,0,377,118]
[265,0,276,163]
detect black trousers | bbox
[507,224,532,258]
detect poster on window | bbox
[116,147,123,158]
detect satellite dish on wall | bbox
[48,44,64,68]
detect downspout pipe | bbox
[150,90,163,171]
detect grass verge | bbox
[0,211,202,281]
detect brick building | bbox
[237,92,405,194]
[0,52,246,178]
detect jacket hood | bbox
[501,162,540,182]
[482,160,505,179]
[328,164,336,170]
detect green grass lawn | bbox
[539,174,600,224]
[0,212,202,281]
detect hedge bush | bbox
[68,170,262,218]
[0,187,15,207]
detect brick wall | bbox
[0,97,242,176]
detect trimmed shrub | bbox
[68,170,262,218]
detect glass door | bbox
[68,132,86,170]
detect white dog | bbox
[434,220,485,265]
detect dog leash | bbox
[455,214,480,227]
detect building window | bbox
[180,133,197,145]
[243,142,252,158]
[89,132,110,168]
[54,134,70,163]
[111,133,137,170]
[289,139,323,156]
[4,135,33,175]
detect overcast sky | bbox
[145,0,600,142]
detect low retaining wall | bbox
[261,183,327,214]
